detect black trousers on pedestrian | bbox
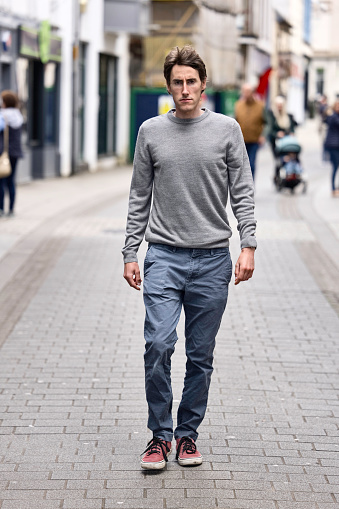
[0,156,18,212]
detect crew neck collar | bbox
[167,108,210,124]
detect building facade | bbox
[237,0,273,89]
[0,0,141,181]
[269,0,312,124]
[0,2,62,182]
[308,0,339,105]
[131,0,241,89]
[2,0,336,181]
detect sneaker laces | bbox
[141,437,170,462]
[176,437,196,459]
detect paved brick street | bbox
[0,119,338,509]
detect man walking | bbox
[122,46,256,470]
[235,83,266,179]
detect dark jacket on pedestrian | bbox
[0,108,24,158]
[324,112,339,149]
[266,109,296,144]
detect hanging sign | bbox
[19,23,62,62]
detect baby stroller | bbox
[274,136,307,193]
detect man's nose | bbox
[182,81,189,95]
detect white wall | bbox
[54,0,74,177]
[114,33,130,163]
[78,0,130,170]
[285,0,308,124]
[79,0,103,172]
[272,0,291,23]
[309,0,339,104]
[198,6,238,87]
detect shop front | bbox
[16,23,62,180]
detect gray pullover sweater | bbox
[122,108,256,263]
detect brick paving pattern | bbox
[0,121,339,508]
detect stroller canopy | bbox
[275,135,301,154]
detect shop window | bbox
[1,63,11,90]
[25,60,59,147]
[98,54,117,156]
[29,60,44,145]
[316,68,324,96]
[79,42,87,161]
[44,62,58,144]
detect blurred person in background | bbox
[316,94,330,161]
[267,95,296,155]
[324,99,339,197]
[317,94,329,127]
[234,83,266,180]
[266,96,297,183]
[0,90,24,217]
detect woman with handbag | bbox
[0,90,24,217]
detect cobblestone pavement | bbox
[0,120,338,509]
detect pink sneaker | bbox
[140,437,172,470]
[176,437,203,466]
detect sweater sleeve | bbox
[226,121,257,250]
[121,125,154,263]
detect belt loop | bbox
[173,247,176,252]
[210,249,214,256]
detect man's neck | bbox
[173,108,204,119]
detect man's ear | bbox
[166,84,171,95]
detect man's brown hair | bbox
[1,90,19,108]
[164,46,207,87]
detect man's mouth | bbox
[180,98,192,102]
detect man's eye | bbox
[173,81,182,86]
[187,80,196,85]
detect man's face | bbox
[167,65,206,119]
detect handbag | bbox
[0,126,11,178]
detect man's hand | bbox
[124,262,142,291]
[259,135,266,146]
[234,247,255,285]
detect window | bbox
[44,62,58,144]
[316,68,324,95]
[79,42,87,161]
[98,54,117,156]
[304,0,311,44]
